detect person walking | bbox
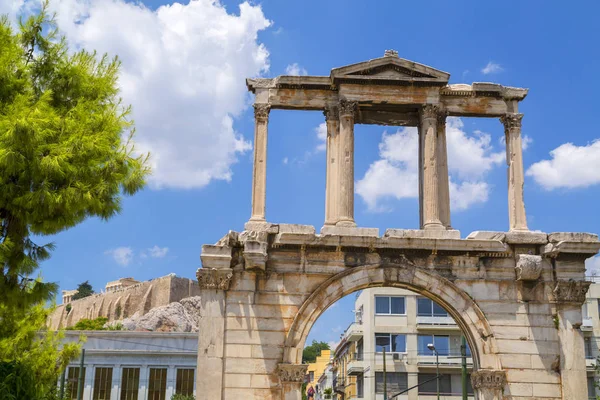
[307,385,315,399]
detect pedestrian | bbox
[307,385,315,399]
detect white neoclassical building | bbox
[61,331,197,400]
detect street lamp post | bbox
[427,343,440,400]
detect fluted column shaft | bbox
[250,104,270,222]
[336,100,357,227]
[419,104,444,230]
[501,113,528,231]
[324,106,340,226]
[437,112,451,228]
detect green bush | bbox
[171,394,195,400]
[67,317,109,331]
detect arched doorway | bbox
[197,227,595,400]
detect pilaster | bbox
[500,113,528,232]
[196,268,233,400]
[471,369,506,400]
[278,364,309,400]
[337,100,357,227]
[250,103,270,223]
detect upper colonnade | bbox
[246,50,529,233]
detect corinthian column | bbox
[500,113,528,231]
[337,100,357,227]
[324,106,340,226]
[419,104,444,230]
[437,110,451,228]
[249,104,270,222]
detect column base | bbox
[335,219,356,228]
[423,221,445,230]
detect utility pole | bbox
[383,347,387,400]
[461,336,468,400]
[59,369,66,400]
[77,349,85,400]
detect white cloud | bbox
[527,140,600,190]
[315,122,327,152]
[586,256,600,276]
[105,247,133,266]
[44,0,271,189]
[356,118,503,212]
[328,340,340,351]
[285,62,307,76]
[0,0,25,22]
[282,157,289,165]
[148,245,169,258]
[481,61,503,75]
[522,135,533,151]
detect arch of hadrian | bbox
[196,51,600,400]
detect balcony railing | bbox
[418,354,473,367]
[416,315,458,328]
[582,317,593,331]
[347,353,365,376]
[343,322,364,342]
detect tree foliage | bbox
[0,2,150,318]
[71,281,93,300]
[0,301,81,400]
[302,340,330,364]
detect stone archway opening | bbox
[281,264,503,400]
[301,284,479,400]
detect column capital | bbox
[436,108,448,125]
[339,100,357,117]
[196,268,233,290]
[277,363,308,383]
[553,280,591,304]
[323,106,339,121]
[420,104,441,121]
[471,369,507,390]
[253,103,271,121]
[500,113,523,132]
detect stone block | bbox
[383,228,461,239]
[466,231,506,241]
[275,224,316,244]
[320,225,379,237]
[515,254,543,281]
[201,245,233,269]
[548,232,599,243]
[243,221,279,233]
[504,231,548,244]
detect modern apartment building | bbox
[583,280,600,399]
[60,330,197,400]
[330,288,475,400]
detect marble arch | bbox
[196,52,600,400]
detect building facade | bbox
[331,288,474,400]
[61,331,197,400]
[584,280,600,399]
[306,350,332,397]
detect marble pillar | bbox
[250,104,270,222]
[500,113,528,231]
[420,104,444,230]
[437,110,451,229]
[324,106,340,226]
[337,100,357,227]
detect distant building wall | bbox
[48,275,200,330]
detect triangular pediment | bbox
[331,53,450,85]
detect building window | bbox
[375,333,406,353]
[93,367,113,400]
[66,367,86,399]
[175,368,195,396]
[356,374,364,398]
[585,337,594,359]
[588,376,596,399]
[417,335,450,356]
[148,368,167,400]
[375,296,405,315]
[308,371,315,382]
[418,373,452,395]
[417,298,448,317]
[375,372,407,393]
[120,368,140,400]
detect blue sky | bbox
[4,0,600,347]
